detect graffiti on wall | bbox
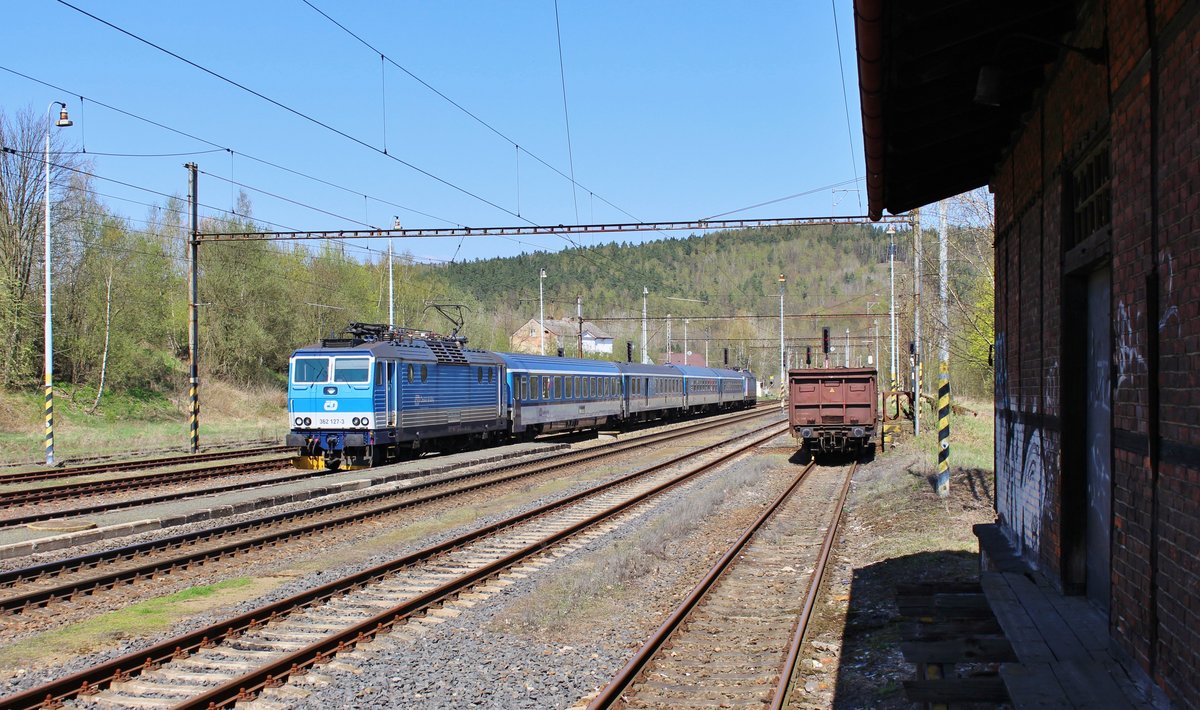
[1158,249,1180,337]
[994,330,1048,562]
[1115,299,1145,391]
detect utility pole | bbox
[387,239,394,327]
[683,318,689,366]
[641,286,649,363]
[778,274,786,400]
[666,314,672,363]
[936,200,951,497]
[887,226,897,390]
[539,268,546,355]
[845,328,850,367]
[186,162,200,453]
[913,208,922,437]
[577,294,583,357]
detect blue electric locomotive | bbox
[287,323,757,469]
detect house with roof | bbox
[509,317,614,356]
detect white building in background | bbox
[510,318,614,356]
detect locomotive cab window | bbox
[293,357,330,384]
[333,357,370,383]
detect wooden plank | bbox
[980,572,1054,662]
[1002,571,1088,661]
[897,581,983,595]
[1051,657,1142,710]
[905,618,1003,637]
[900,637,1017,663]
[1038,582,1110,652]
[898,593,995,619]
[1000,662,1071,709]
[902,677,1009,703]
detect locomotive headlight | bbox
[351,417,359,426]
[303,417,312,426]
[294,417,303,426]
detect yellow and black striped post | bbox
[188,376,199,453]
[44,376,54,466]
[936,360,950,497]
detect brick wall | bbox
[991,1,1198,704]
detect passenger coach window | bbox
[566,378,573,398]
[554,376,562,399]
[293,357,330,383]
[333,357,370,383]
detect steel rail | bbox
[0,460,320,529]
[0,457,294,509]
[178,425,789,710]
[0,446,291,484]
[0,421,786,709]
[0,408,776,610]
[769,458,858,709]
[587,458,820,708]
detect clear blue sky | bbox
[2,1,866,264]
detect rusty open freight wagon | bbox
[788,367,878,455]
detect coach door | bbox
[386,361,398,427]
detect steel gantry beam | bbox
[196,214,910,242]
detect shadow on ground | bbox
[832,550,983,709]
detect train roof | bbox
[616,362,683,376]
[494,352,622,374]
[672,364,747,379]
[293,339,504,367]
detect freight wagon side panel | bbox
[788,367,877,453]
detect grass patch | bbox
[0,578,261,671]
[0,382,287,461]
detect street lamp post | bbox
[43,101,72,467]
[539,268,546,355]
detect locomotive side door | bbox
[386,361,397,427]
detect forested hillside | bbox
[1,106,994,420]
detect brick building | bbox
[856,0,1197,705]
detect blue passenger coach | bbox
[287,323,758,469]
[497,353,622,435]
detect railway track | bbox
[0,458,325,529]
[589,456,857,709]
[0,418,788,709]
[0,456,297,515]
[0,446,292,485]
[0,408,778,616]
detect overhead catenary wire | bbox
[298,0,658,232]
[47,4,671,289]
[553,0,580,223]
[829,0,862,213]
[0,64,464,229]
